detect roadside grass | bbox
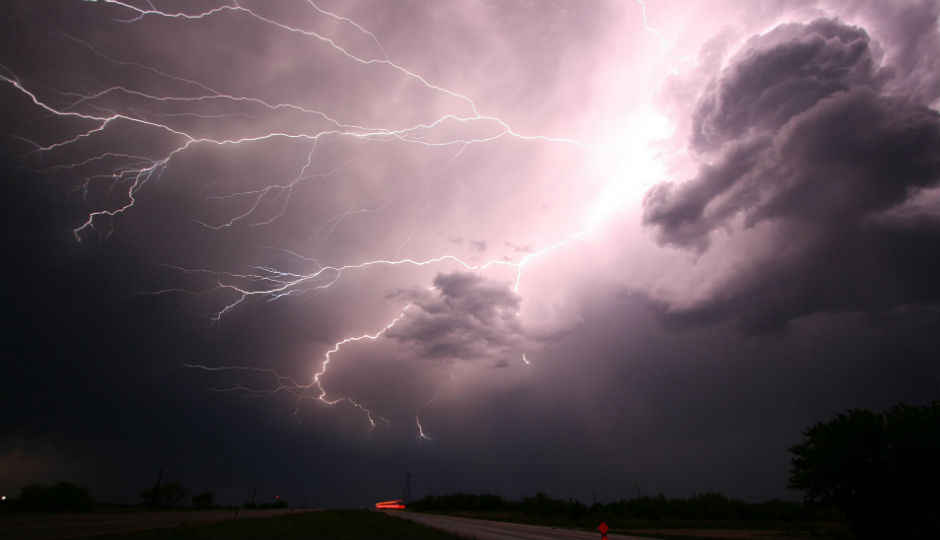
[90,510,465,540]
[411,510,849,539]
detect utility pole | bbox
[403,471,412,502]
[150,467,165,508]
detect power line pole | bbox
[403,470,412,502]
[150,467,165,508]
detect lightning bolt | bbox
[416,416,432,441]
[315,308,411,406]
[4,0,667,432]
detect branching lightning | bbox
[3,0,667,435]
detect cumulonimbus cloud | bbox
[643,16,940,330]
[386,272,530,365]
[689,18,889,152]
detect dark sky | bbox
[2,0,939,507]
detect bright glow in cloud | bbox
[585,105,674,230]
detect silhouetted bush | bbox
[790,401,940,539]
[16,482,94,512]
[413,493,511,513]
[410,491,817,526]
[243,497,288,509]
[140,481,189,508]
[192,490,215,509]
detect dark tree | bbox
[789,402,940,539]
[139,481,189,508]
[17,482,95,512]
[192,491,215,509]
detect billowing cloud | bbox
[644,17,940,329]
[690,18,888,152]
[387,272,529,364]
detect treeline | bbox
[140,481,287,510]
[0,482,96,513]
[409,492,835,526]
[0,481,288,513]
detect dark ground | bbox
[411,510,848,539]
[0,510,466,540]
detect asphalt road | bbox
[393,512,655,540]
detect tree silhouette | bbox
[17,482,94,512]
[789,402,940,539]
[192,491,215,509]
[140,481,189,508]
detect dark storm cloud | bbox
[644,16,940,329]
[690,18,889,151]
[387,272,528,363]
[642,135,771,250]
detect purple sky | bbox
[2,0,939,506]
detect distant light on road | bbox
[375,499,406,510]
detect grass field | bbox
[413,510,850,539]
[88,510,464,540]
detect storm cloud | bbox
[2,0,939,509]
[644,17,940,329]
[388,272,529,364]
[689,18,889,152]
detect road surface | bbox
[393,512,656,540]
